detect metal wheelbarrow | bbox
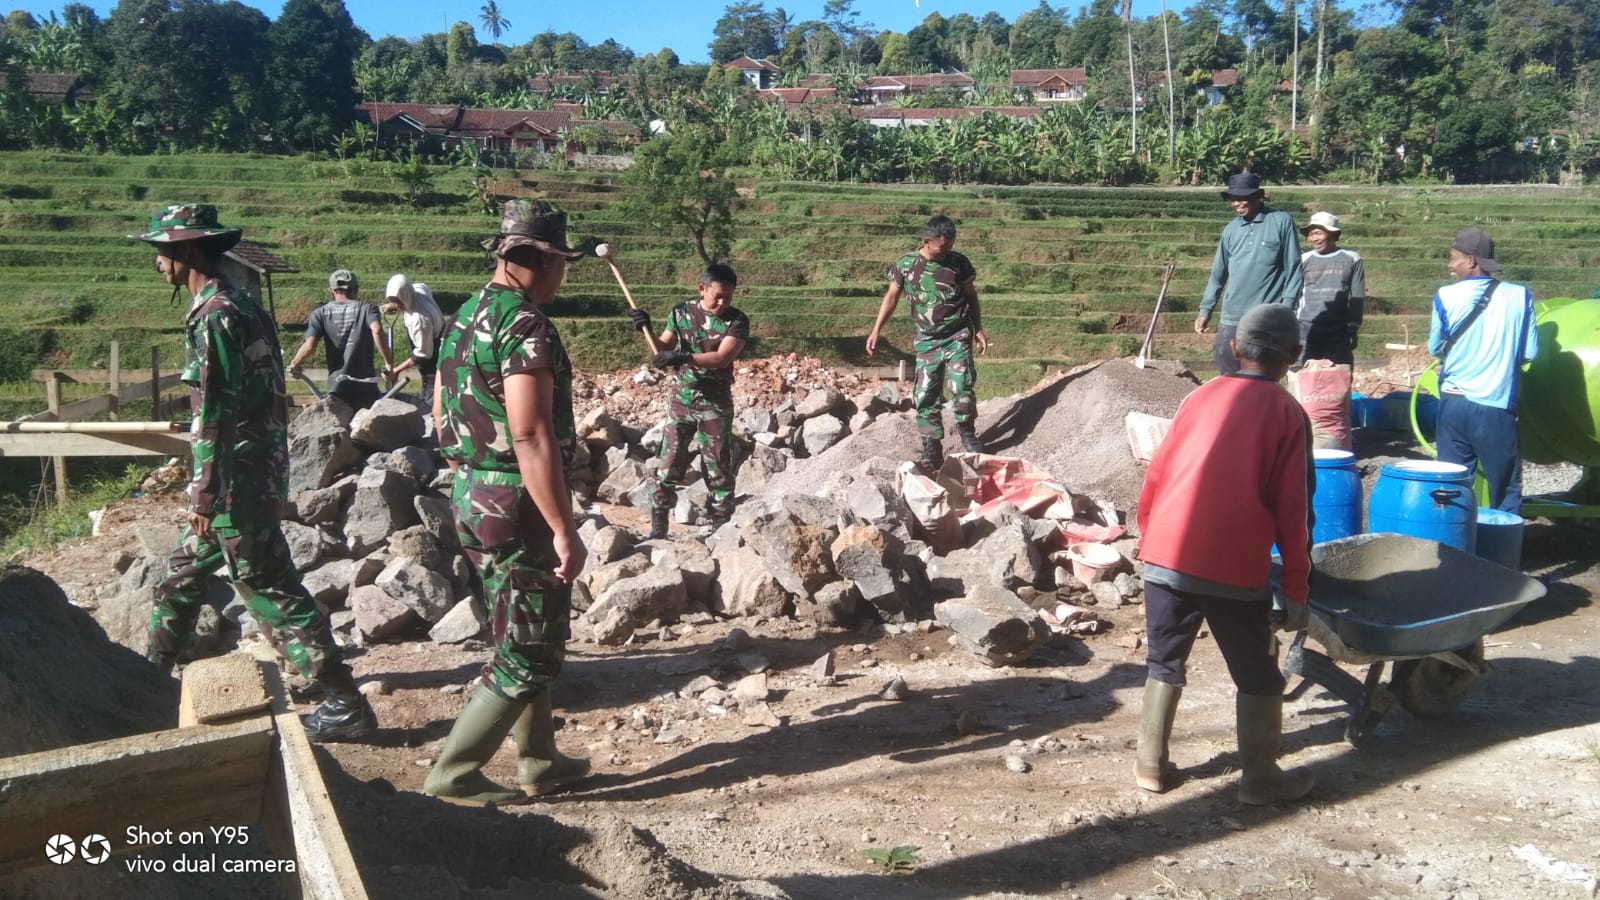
[1276,533,1547,747]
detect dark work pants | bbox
[1436,393,1522,513]
[1211,324,1241,376]
[1144,580,1285,696]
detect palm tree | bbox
[478,1,510,42]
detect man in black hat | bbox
[1196,173,1303,375]
[1427,228,1538,513]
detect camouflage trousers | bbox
[453,467,571,700]
[913,331,977,440]
[651,392,736,521]
[148,510,339,680]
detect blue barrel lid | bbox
[1380,460,1472,482]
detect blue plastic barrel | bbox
[1475,507,1525,570]
[1368,460,1477,553]
[1311,449,1362,544]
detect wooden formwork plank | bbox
[0,430,192,457]
[0,718,274,876]
[180,653,272,727]
[257,658,369,900]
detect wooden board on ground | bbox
[180,653,272,727]
[0,717,274,876]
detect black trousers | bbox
[1144,580,1285,696]
[1211,324,1241,376]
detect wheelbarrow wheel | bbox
[1390,640,1485,719]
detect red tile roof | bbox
[727,55,782,72]
[1010,68,1087,88]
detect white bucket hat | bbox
[1301,211,1341,234]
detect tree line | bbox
[1,0,1597,184]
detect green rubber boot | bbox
[1134,679,1182,793]
[423,683,528,807]
[1236,693,1316,805]
[513,691,591,796]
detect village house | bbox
[726,56,783,90]
[355,102,637,159]
[526,71,622,96]
[1009,68,1088,103]
[0,72,94,107]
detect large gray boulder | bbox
[414,493,459,547]
[281,521,332,573]
[934,584,1051,667]
[351,584,421,644]
[387,525,449,571]
[293,474,357,527]
[302,558,356,610]
[798,414,846,457]
[736,444,791,493]
[287,399,362,496]
[350,398,426,451]
[375,559,454,623]
[831,525,910,620]
[369,445,436,482]
[796,387,847,420]
[596,458,648,505]
[588,525,635,565]
[587,567,689,628]
[653,539,718,610]
[743,509,837,598]
[579,554,653,606]
[343,467,421,557]
[429,597,486,643]
[713,545,793,619]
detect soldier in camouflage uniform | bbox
[627,263,750,540]
[423,199,591,807]
[131,204,376,743]
[866,215,990,473]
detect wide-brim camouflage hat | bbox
[482,199,589,260]
[128,204,243,253]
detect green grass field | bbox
[3,152,1599,410]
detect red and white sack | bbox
[1288,361,1353,451]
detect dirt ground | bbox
[13,480,1600,900]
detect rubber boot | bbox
[1134,679,1182,793]
[916,436,944,474]
[146,645,176,677]
[1235,693,1316,805]
[422,683,529,807]
[957,424,984,455]
[512,691,591,796]
[649,504,670,541]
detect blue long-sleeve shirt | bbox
[1200,207,1303,326]
[1428,276,1538,410]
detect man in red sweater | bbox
[1133,303,1317,805]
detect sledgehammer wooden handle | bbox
[605,260,661,355]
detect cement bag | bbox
[898,462,962,555]
[1124,411,1173,464]
[1289,361,1353,451]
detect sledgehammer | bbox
[594,241,661,355]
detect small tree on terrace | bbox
[620,125,737,265]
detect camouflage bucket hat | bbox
[483,199,588,260]
[128,204,243,254]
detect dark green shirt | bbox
[1200,207,1303,326]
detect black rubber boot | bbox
[303,664,377,743]
[649,504,670,540]
[147,646,176,676]
[916,436,944,474]
[957,424,984,455]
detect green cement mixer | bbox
[1411,296,1600,516]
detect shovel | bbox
[1135,260,1178,369]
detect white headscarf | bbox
[386,273,445,354]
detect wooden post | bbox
[150,346,161,421]
[108,340,120,421]
[897,360,908,382]
[45,375,66,505]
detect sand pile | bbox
[0,565,177,758]
[761,360,1198,514]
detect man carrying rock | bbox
[425,199,590,806]
[1134,303,1316,806]
[287,268,394,411]
[628,263,750,540]
[131,204,376,742]
[866,214,989,473]
[1196,173,1302,376]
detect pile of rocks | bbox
[572,381,913,526]
[572,451,1137,668]
[95,396,488,659]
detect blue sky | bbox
[37,0,1194,64]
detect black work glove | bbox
[652,350,692,369]
[1272,599,1311,633]
[628,308,651,333]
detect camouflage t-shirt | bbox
[887,250,977,340]
[182,277,292,518]
[437,283,575,473]
[666,301,750,404]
